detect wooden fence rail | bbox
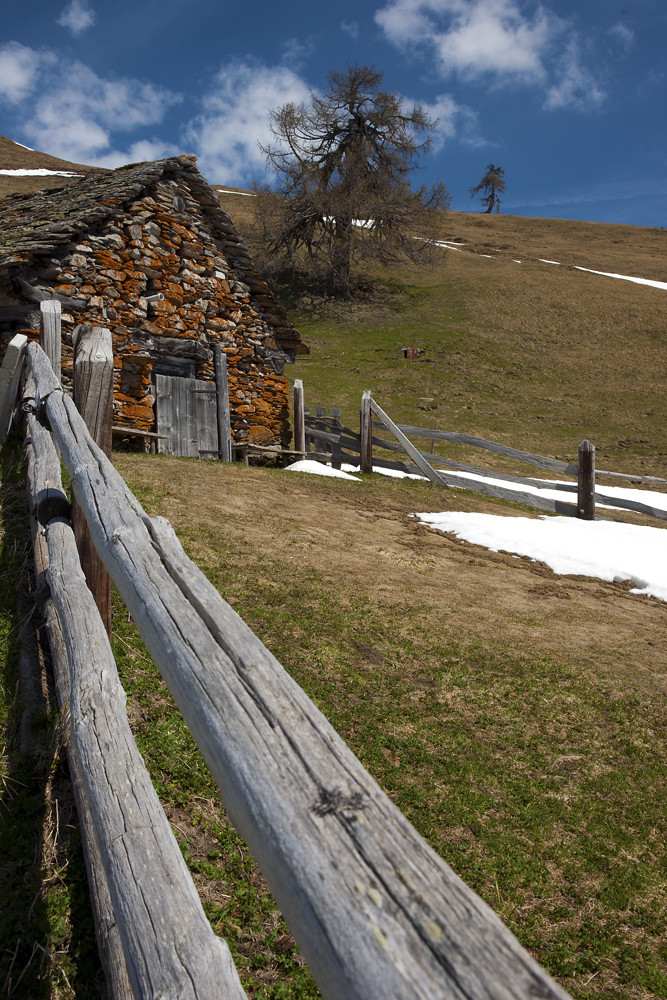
[24,353,246,999]
[13,339,575,999]
[302,395,667,523]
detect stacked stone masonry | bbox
[0,155,307,447]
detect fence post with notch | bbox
[214,343,232,461]
[360,390,373,473]
[293,379,305,455]
[40,300,62,381]
[72,324,114,635]
[577,439,595,520]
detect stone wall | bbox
[0,156,306,448]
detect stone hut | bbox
[0,155,307,448]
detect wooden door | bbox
[156,375,219,458]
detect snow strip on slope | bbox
[574,266,667,291]
[0,168,82,177]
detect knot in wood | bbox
[21,395,39,415]
[313,787,366,817]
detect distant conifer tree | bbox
[469,164,506,214]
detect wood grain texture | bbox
[28,341,573,1000]
[39,300,62,382]
[577,440,596,520]
[72,326,113,634]
[44,602,134,1000]
[24,371,247,1000]
[214,343,232,461]
[0,333,27,444]
[360,389,373,474]
[25,403,132,999]
[156,374,218,458]
[293,379,305,454]
[45,519,246,1000]
[369,397,447,488]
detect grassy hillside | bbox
[1,174,666,998]
[218,191,666,479]
[0,134,104,200]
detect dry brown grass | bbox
[112,454,667,1000]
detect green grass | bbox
[1,207,665,997]
[110,597,320,999]
[0,444,103,998]
[118,455,664,1000]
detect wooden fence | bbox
[0,330,578,996]
[293,384,667,524]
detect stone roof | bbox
[0,154,305,357]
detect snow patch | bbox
[413,512,667,603]
[285,460,360,481]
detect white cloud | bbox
[608,22,634,52]
[341,20,360,39]
[57,0,96,36]
[282,37,316,67]
[544,39,605,111]
[376,0,557,80]
[0,42,45,103]
[4,44,180,165]
[375,0,606,109]
[185,61,313,186]
[420,93,485,149]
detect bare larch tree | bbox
[254,65,450,297]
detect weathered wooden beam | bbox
[28,341,573,1000]
[112,426,168,439]
[360,389,373,474]
[24,387,246,998]
[25,404,132,999]
[214,343,232,461]
[46,518,247,1000]
[369,396,446,487]
[40,300,61,382]
[293,379,305,454]
[0,333,27,444]
[380,423,579,475]
[72,326,114,635]
[577,439,596,520]
[330,407,342,469]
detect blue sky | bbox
[1,0,665,226]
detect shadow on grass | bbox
[0,440,103,998]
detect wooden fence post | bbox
[0,333,28,444]
[72,325,114,634]
[293,379,305,454]
[315,406,328,461]
[577,439,595,520]
[330,407,342,469]
[214,343,232,462]
[360,389,373,474]
[40,300,62,381]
